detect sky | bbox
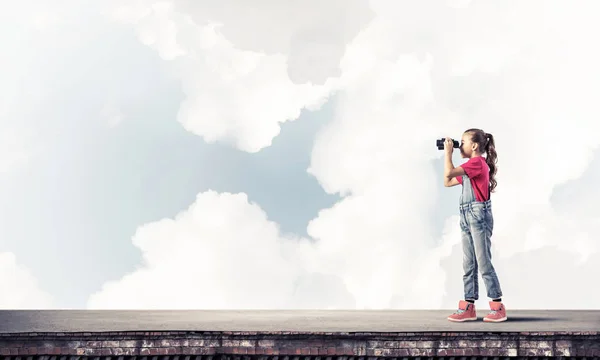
[1,0,599,311]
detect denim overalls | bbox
[459,174,503,300]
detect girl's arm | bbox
[444,153,465,179]
[444,176,460,187]
[443,137,465,187]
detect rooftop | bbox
[1,309,599,333]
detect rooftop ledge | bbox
[0,310,598,358]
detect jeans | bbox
[459,175,503,300]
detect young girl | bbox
[443,128,507,323]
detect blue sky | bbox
[1,0,599,310]
[0,17,343,307]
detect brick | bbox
[188,339,204,346]
[160,339,181,347]
[66,340,83,348]
[415,341,434,348]
[338,347,354,356]
[555,347,572,357]
[485,339,502,347]
[518,348,554,357]
[222,340,238,347]
[240,340,255,347]
[258,340,275,347]
[377,348,409,357]
[122,347,140,356]
[536,340,553,349]
[141,339,155,347]
[398,340,417,348]
[366,341,381,348]
[450,348,468,356]
[505,348,518,357]
[102,340,120,348]
[437,340,452,348]
[119,340,138,348]
[409,348,434,357]
[233,347,247,354]
[200,347,216,355]
[395,348,410,357]
[520,340,535,348]
[556,340,572,348]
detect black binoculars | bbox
[436,138,459,150]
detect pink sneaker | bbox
[447,300,477,322]
[483,301,507,322]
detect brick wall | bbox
[0,331,598,358]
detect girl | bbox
[443,128,507,323]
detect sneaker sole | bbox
[447,316,477,322]
[483,316,507,322]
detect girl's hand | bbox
[444,137,454,155]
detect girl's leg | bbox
[460,210,478,301]
[468,206,502,299]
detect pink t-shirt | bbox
[456,156,490,202]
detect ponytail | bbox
[485,133,498,193]
[464,128,498,194]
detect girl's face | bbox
[460,132,476,158]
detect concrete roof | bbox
[1,310,599,333]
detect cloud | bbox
[440,224,600,310]
[108,0,373,153]
[87,191,354,309]
[100,99,124,129]
[90,1,600,310]
[0,126,30,174]
[305,0,600,309]
[0,252,54,309]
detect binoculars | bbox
[436,138,459,150]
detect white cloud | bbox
[108,0,373,153]
[100,99,124,129]
[87,1,600,310]
[0,126,30,174]
[440,221,600,310]
[304,0,600,310]
[87,191,354,309]
[0,252,54,309]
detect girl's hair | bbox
[465,128,498,193]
